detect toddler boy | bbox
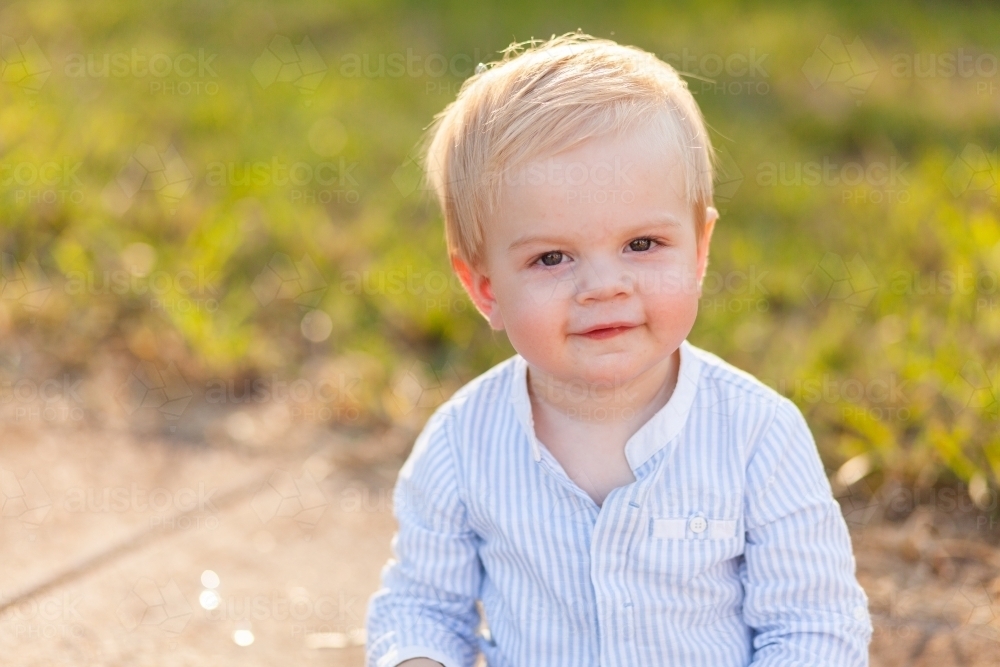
[366,32,873,667]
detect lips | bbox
[576,322,639,339]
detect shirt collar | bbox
[508,339,704,470]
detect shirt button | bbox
[853,605,867,621]
[689,515,708,533]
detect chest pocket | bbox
[650,515,738,540]
[634,510,745,627]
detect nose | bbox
[572,254,635,303]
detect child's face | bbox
[454,121,717,389]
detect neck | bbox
[526,347,681,428]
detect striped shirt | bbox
[366,339,873,666]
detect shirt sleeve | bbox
[365,407,484,667]
[741,397,873,666]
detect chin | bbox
[571,357,643,386]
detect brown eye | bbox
[629,238,653,251]
[539,251,563,266]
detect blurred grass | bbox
[1,0,999,498]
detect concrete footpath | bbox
[1,419,405,667]
[2,420,1000,666]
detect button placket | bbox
[538,451,588,505]
[591,489,638,665]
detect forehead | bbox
[490,122,694,249]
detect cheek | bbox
[637,261,700,301]
[495,275,565,330]
[500,269,575,314]
[640,265,702,321]
[645,294,700,340]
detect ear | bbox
[696,207,718,292]
[451,254,505,331]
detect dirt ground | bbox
[2,416,999,666]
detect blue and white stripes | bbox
[366,339,873,666]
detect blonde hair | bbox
[420,31,716,272]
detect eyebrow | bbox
[506,216,684,252]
